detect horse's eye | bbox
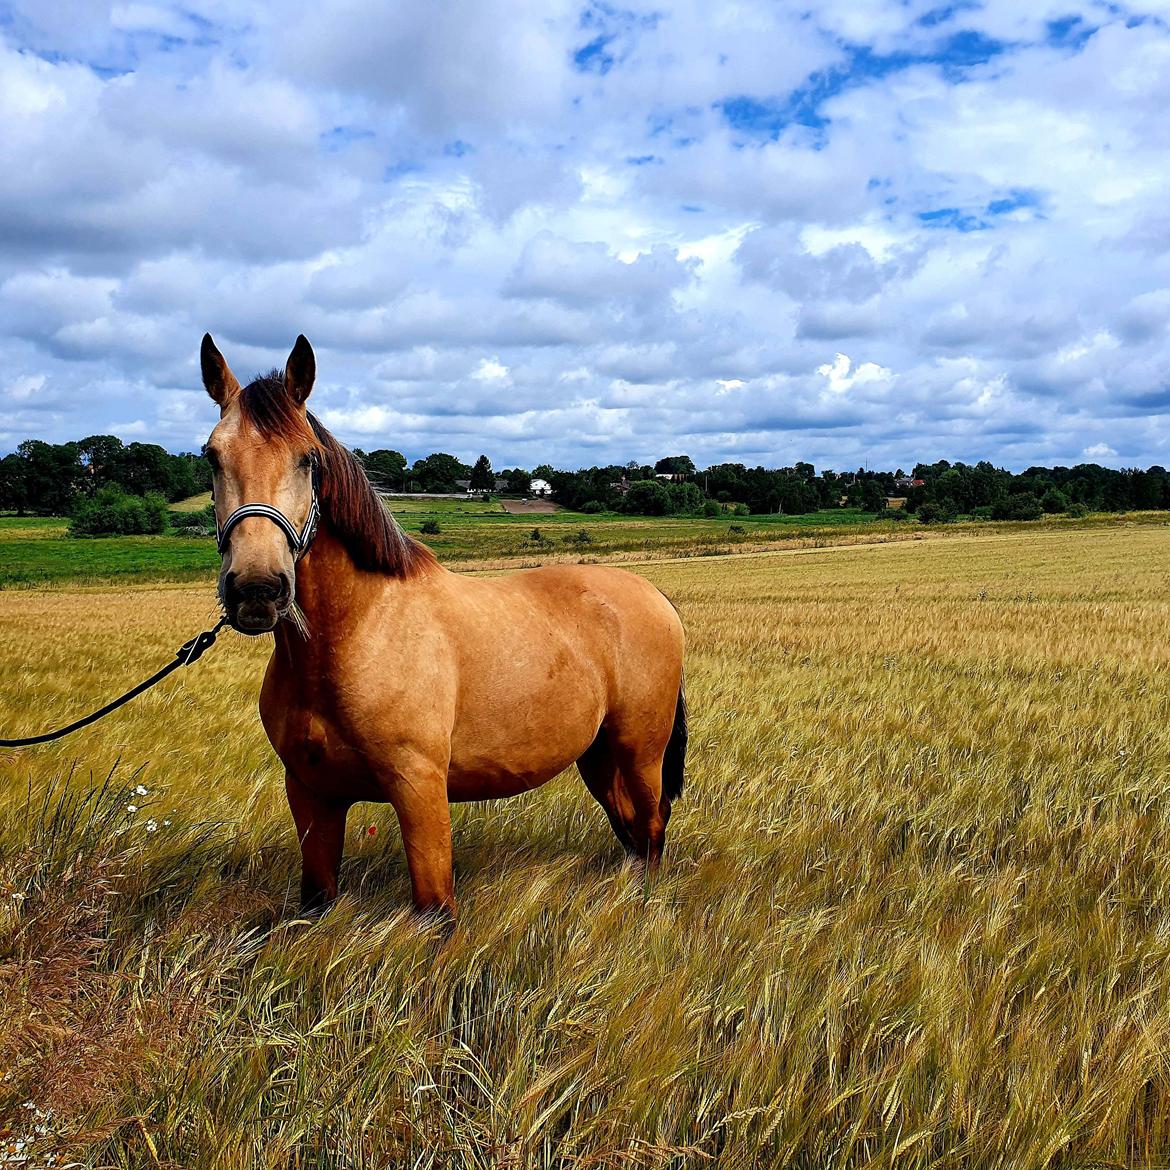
[204,449,221,471]
[299,455,313,471]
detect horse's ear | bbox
[201,333,240,408]
[285,335,315,404]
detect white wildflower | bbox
[126,804,137,813]
[145,820,158,833]
[134,784,148,796]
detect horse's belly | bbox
[445,693,601,802]
[446,733,592,801]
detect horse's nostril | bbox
[241,580,280,603]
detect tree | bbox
[469,454,494,491]
[118,442,179,498]
[362,449,407,489]
[623,479,671,515]
[991,493,1043,521]
[0,453,29,514]
[654,455,696,478]
[859,479,886,513]
[77,434,126,492]
[70,486,169,536]
[14,440,83,514]
[1040,487,1069,514]
[665,481,703,513]
[502,467,531,495]
[411,453,468,493]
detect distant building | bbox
[455,477,508,496]
[529,478,552,497]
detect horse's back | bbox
[475,561,684,736]
[485,561,683,670]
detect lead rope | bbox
[0,617,228,748]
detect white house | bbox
[529,478,552,498]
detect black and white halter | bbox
[215,463,321,558]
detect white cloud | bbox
[6,373,46,401]
[471,357,509,382]
[816,353,893,394]
[1084,442,1118,459]
[1,2,1170,471]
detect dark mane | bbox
[238,371,436,578]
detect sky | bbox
[2,1,1170,473]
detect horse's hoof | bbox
[293,898,334,924]
[416,904,457,942]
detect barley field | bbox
[2,525,1170,1167]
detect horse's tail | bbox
[663,676,687,801]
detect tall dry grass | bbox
[1,525,1170,1167]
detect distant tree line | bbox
[0,436,210,515]
[353,449,533,495]
[4,434,1170,523]
[903,460,1170,522]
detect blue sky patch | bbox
[321,125,375,152]
[573,3,661,73]
[987,188,1043,216]
[1046,15,1098,50]
[383,160,421,181]
[917,2,981,28]
[573,33,616,73]
[716,28,1010,143]
[918,207,988,231]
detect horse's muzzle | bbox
[224,573,291,635]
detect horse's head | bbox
[201,333,320,635]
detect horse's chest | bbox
[260,677,377,798]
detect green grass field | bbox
[4,508,1168,593]
[0,507,913,587]
[0,524,219,586]
[169,491,213,512]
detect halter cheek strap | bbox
[215,467,321,559]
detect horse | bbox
[199,333,687,920]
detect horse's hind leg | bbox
[578,729,667,867]
[613,755,667,869]
[577,729,637,854]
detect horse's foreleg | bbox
[386,772,456,920]
[285,770,349,912]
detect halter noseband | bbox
[215,464,321,559]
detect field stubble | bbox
[1,527,1169,1166]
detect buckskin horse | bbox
[200,334,686,920]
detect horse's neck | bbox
[272,525,381,669]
